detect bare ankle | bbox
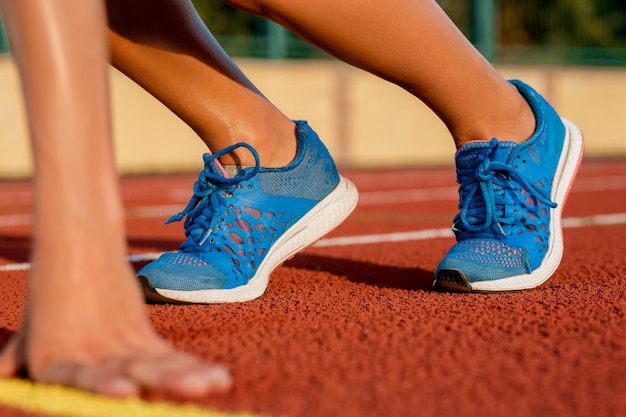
[252,117,298,168]
[453,85,536,149]
[216,117,297,168]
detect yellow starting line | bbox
[0,379,265,417]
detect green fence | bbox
[0,18,7,54]
[2,0,626,65]
[202,0,626,65]
[488,0,626,65]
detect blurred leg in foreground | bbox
[0,0,231,396]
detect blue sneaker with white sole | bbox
[434,80,584,292]
[139,120,358,303]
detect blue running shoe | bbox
[434,80,584,292]
[138,121,359,303]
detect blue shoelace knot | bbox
[454,139,557,237]
[165,143,261,250]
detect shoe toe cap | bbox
[137,252,228,291]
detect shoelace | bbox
[165,143,260,251]
[453,139,557,237]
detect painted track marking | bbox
[0,379,263,417]
[1,212,624,272]
[0,176,624,227]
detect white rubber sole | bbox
[470,118,585,292]
[147,176,359,303]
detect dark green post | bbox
[470,0,496,61]
[0,18,8,53]
[262,19,288,59]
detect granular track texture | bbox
[0,160,625,417]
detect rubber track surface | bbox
[0,159,625,417]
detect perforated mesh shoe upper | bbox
[138,121,348,297]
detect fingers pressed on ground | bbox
[38,361,140,397]
[166,363,233,396]
[125,354,233,397]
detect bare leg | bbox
[106,0,296,167]
[0,0,231,396]
[106,0,532,156]
[223,0,535,148]
[105,0,532,159]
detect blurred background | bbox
[192,0,626,64]
[1,0,625,177]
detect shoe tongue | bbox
[455,140,517,169]
[203,153,230,178]
[203,155,255,180]
[223,165,256,179]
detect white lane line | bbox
[2,212,625,272]
[356,175,626,206]
[125,205,184,219]
[0,173,624,224]
[561,213,626,228]
[0,176,624,229]
[0,262,31,272]
[357,186,458,205]
[313,227,454,247]
[0,205,184,228]
[0,214,32,228]
[572,175,626,192]
[3,175,613,227]
[1,173,625,205]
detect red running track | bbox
[0,158,625,417]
